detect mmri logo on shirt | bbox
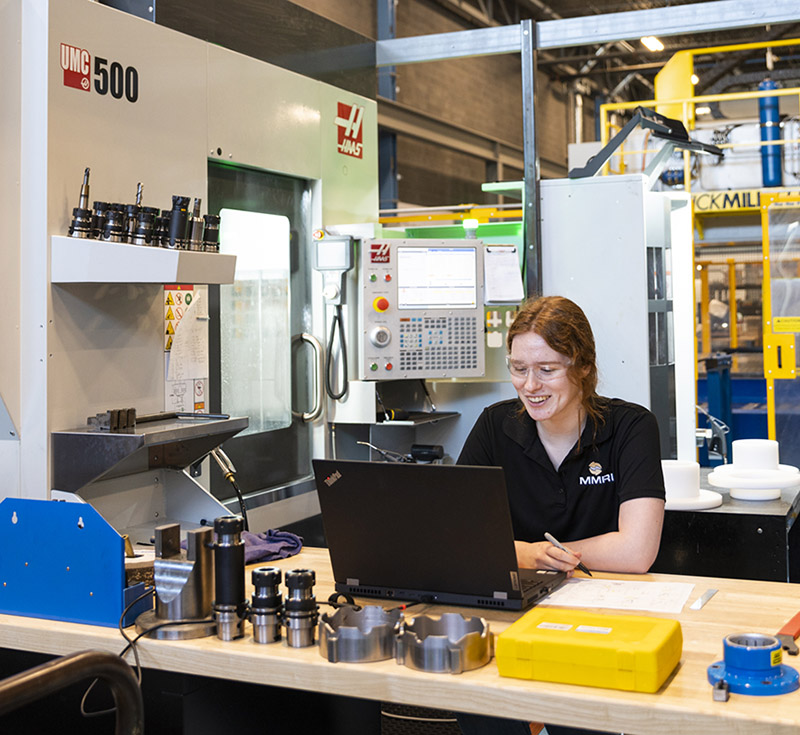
[580,461,614,485]
[335,102,364,159]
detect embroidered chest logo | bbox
[580,461,614,485]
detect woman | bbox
[456,295,665,735]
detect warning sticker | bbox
[773,317,800,333]
[164,285,194,350]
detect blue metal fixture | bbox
[708,633,799,695]
[0,498,151,627]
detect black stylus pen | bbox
[544,532,593,576]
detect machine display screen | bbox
[397,247,477,309]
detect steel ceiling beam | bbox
[376,0,800,65]
[377,97,526,170]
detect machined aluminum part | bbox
[319,605,403,663]
[285,611,318,648]
[395,613,493,674]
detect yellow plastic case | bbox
[496,608,682,693]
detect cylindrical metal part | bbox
[68,167,93,238]
[69,207,93,238]
[124,204,139,243]
[92,201,108,239]
[167,195,190,250]
[102,208,126,243]
[284,569,318,648]
[251,566,282,644]
[708,632,800,695]
[202,214,220,253]
[759,78,783,188]
[154,214,170,248]
[78,167,91,210]
[188,199,205,251]
[213,515,247,641]
[132,207,158,246]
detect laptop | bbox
[312,459,567,611]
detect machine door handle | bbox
[292,333,324,422]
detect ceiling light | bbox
[691,74,700,85]
[641,36,664,52]
[695,105,711,115]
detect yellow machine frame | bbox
[760,192,800,440]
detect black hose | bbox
[227,476,250,532]
[325,304,348,400]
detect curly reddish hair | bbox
[506,295,604,427]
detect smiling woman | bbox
[456,295,667,735]
[458,295,665,576]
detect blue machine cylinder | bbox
[759,78,783,187]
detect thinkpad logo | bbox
[324,470,342,487]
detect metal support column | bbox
[378,0,398,210]
[521,19,542,297]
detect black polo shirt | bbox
[457,397,665,544]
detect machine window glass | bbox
[207,162,313,504]
[219,209,292,436]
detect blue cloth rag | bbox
[242,529,303,564]
[179,528,303,564]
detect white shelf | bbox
[50,235,236,284]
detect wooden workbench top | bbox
[3,547,800,734]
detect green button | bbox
[369,274,377,282]
[370,363,378,371]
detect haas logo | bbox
[335,102,364,159]
[370,242,391,263]
[61,43,91,92]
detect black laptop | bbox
[312,459,567,611]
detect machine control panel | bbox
[360,239,485,380]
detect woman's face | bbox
[508,331,584,428]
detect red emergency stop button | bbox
[373,297,390,312]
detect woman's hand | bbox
[515,540,582,575]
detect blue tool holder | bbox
[0,498,152,628]
[708,633,799,695]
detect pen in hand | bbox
[544,532,593,576]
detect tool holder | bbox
[319,606,403,663]
[135,523,216,640]
[708,633,800,695]
[395,613,493,674]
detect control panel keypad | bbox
[398,316,479,372]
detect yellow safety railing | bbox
[760,192,800,440]
[378,204,523,226]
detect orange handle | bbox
[777,611,800,638]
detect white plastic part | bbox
[662,459,722,511]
